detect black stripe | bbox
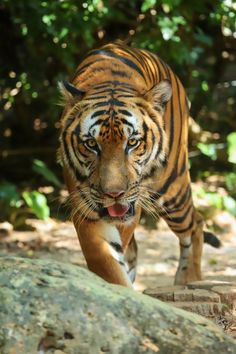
[90,88,111,95]
[152,166,177,200]
[171,217,194,234]
[118,109,132,117]
[154,121,163,158]
[61,120,87,183]
[164,185,191,211]
[120,118,135,129]
[175,76,182,153]
[151,129,155,146]
[93,82,113,89]
[74,58,105,77]
[111,69,130,78]
[84,95,108,101]
[73,124,83,144]
[71,135,87,165]
[143,165,158,178]
[94,80,133,90]
[62,142,87,183]
[179,153,187,175]
[132,165,141,176]
[110,242,123,253]
[116,94,134,98]
[181,243,191,248]
[142,120,148,136]
[169,88,174,153]
[108,98,125,107]
[118,261,125,266]
[91,110,107,119]
[89,118,105,130]
[94,98,125,108]
[88,49,145,79]
[165,204,193,224]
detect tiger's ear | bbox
[59,80,85,104]
[145,79,172,112]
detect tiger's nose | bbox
[105,191,125,199]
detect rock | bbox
[168,302,226,317]
[191,289,221,303]
[0,222,13,236]
[144,285,185,301]
[211,286,236,314]
[0,256,235,354]
[144,282,236,319]
[187,280,236,290]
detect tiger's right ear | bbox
[58,80,85,104]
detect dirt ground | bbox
[0,213,235,292]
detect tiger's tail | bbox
[203,231,221,248]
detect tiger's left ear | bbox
[145,79,172,112]
[58,80,85,104]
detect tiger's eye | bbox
[85,139,97,149]
[128,138,139,147]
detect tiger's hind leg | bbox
[163,190,204,285]
[175,210,203,284]
[174,211,203,285]
[124,235,138,283]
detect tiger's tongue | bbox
[107,204,129,217]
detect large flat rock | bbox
[0,256,235,354]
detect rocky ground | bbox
[2,257,235,354]
[0,210,236,338]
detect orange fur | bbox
[59,43,206,286]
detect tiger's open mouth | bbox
[99,201,135,220]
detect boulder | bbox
[0,256,235,354]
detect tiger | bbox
[58,42,220,287]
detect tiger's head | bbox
[59,80,172,224]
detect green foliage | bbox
[33,159,61,187]
[0,182,22,209]
[226,173,236,197]
[194,187,236,217]
[197,143,218,160]
[0,181,50,228]
[22,191,50,220]
[141,0,157,12]
[208,258,218,265]
[223,195,236,216]
[227,132,236,164]
[0,0,236,222]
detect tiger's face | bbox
[59,80,172,224]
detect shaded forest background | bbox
[0,0,236,229]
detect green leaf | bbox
[197,143,217,160]
[22,191,50,220]
[226,173,236,192]
[0,182,22,207]
[194,29,213,46]
[227,132,236,163]
[223,195,236,216]
[205,192,223,209]
[32,159,61,187]
[42,14,56,26]
[141,0,156,12]
[59,27,68,39]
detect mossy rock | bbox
[0,256,235,354]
